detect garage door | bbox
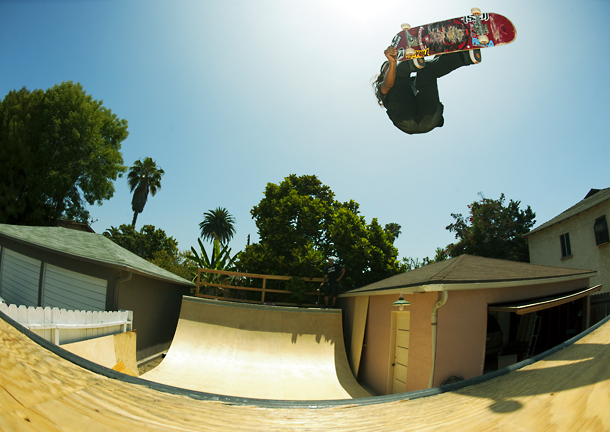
[0,249,41,307]
[43,264,107,311]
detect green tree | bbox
[433,247,449,262]
[148,249,193,281]
[103,224,192,279]
[238,174,402,290]
[127,157,164,227]
[384,222,402,244]
[0,82,128,225]
[445,193,536,262]
[199,207,236,245]
[103,224,178,261]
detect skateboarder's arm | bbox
[336,268,346,282]
[380,46,397,94]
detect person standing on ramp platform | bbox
[321,257,345,308]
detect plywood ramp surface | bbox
[140,297,370,400]
[60,330,138,376]
[2,309,610,431]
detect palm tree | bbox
[128,157,164,227]
[199,207,236,245]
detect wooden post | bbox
[196,269,201,296]
[261,277,266,303]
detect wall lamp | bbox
[392,293,410,310]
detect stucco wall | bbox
[117,273,189,360]
[434,279,587,386]
[351,278,591,395]
[528,201,609,293]
[356,292,437,395]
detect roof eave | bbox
[525,190,610,236]
[0,232,194,287]
[340,272,597,297]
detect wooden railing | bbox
[195,268,324,306]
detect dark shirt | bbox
[325,263,343,286]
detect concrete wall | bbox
[528,200,610,293]
[347,277,591,395]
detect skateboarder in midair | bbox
[374,46,481,134]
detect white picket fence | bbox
[0,303,133,345]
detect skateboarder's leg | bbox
[418,54,464,83]
[417,49,482,84]
[412,50,480,132]
[330,284,339,307]
[323,284,331,307]
[416,85,443,133]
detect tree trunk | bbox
[131,211,139,227]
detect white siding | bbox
[43,264,107,311]
[0,249,40,307]
[528,200,610,294]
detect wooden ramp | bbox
[140,297,370,400]
[1,309,610,431]
[61,331,139,377]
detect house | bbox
[525,187,610,295]
[339,254,599,396]
[0,224,193,361]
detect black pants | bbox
[324,283,339,297]
[389,52,468,134]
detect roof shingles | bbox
[0,224,192,286]
[346,255,595,294]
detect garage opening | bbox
[483,285,601,373]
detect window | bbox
[560,233,571,258]
[594,216,609,245]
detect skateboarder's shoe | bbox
[464,49,482,65]
[408,57,426,71]
[396,57,425,76]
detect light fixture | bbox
[392,293,410,310]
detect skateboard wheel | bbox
[479,34,489,44]
[401,23,411,30]
[471,7,482,15]
[405,47,416,56]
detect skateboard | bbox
[391,8,516,61]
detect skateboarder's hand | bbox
[380,47,397,94]
[384,46,397,63]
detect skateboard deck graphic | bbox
[391,11,516,61]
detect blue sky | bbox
[2,0,609,263]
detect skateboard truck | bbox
[471,8,490,45]
[400,23,417,57]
